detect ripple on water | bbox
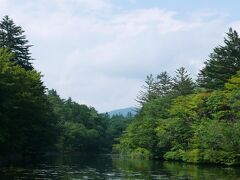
[1,155,240,179]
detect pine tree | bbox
[173,67,195,96]
[155,71,173,96]
[136,72,174,106]
[0,15,33,70]
[198,28,240,90]
[136,74,158,106]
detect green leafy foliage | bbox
[117,76,240,164]
[47,90,132,153]
[0,48,57,155]
[116,29,240,165]
[2,15,240,167]
[0,16,133,158]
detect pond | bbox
[0,154,239,179]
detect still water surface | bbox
[0,154,240,179]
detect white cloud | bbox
[0,0,7,7]
[55,0,112,11]
[0,0,234,112]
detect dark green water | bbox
[0,154,240,179]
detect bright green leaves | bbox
[116,71,240,165]
[225,71,240,90]
[47,90,131,153]
[115,118,157,158]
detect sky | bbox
[1,0,240,112]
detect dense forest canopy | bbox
[0,16,132,157]
[1,15,240,166]
[115,28,240,166]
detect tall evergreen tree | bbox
[173,67,195,96]
[0,15,33,70]
[155,71,173,96]
[198,28,240,90]
[136,74,158,106]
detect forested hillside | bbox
[115,28,240,166]
[0,16,132,158]
[1,15,240,166]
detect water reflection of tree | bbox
[112,157,154,179]
[163,161,240,179]
[112,157,240,180]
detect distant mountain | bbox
[107,107,137,117]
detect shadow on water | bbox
[0,154,240,179]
